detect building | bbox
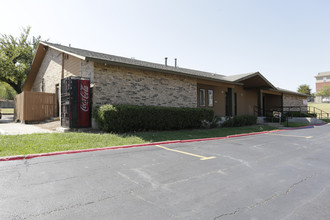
[22,42,308,126]
[315,71,330,93]
[314,72,330,103]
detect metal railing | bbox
[307,106,330,119]
[254,105,330,119]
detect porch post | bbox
[232,88,236,116]
[257,89,263,116]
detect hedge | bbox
[93,105,214,133]
[284,112,317,118]
[221,115,257,127]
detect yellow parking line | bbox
[266,133,312,139]
[156,145,216,161]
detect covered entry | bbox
[260,89,283,116]
[224,72,281,117]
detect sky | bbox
[1,0,330,93]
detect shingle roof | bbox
[37,42,304,96]
[275,87,309,97]
[222,72,276,89]
[221,72,258,82]
[41,42,238,84]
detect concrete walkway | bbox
[0,115,56,135]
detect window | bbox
[208,90,214,107]
[199,89,205,106]
[323,77,327,82]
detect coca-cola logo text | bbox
[80,83,89,112]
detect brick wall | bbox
[31,48,62,93]
[93,63,197,107]
[316,82,330,93]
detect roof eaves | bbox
[276,88,310,97]
[87,57,243,86]
[233,72,259,82]
[234,72,277,89]
[40,42,86,61]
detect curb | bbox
[0,124,326,162]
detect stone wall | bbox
[283,94,306,107]
[93,63,197,108]
[31,48,62,93]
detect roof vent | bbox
[175,58,177,68]
[165,57,168,66]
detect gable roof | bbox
[24,41,306,97]
[41,42,239,85]
[221,72,257,82]
[222,72,276,89]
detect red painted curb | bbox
[1,124,326,162]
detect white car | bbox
[322,97,330,103]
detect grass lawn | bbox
[308,103,330,113]
[281,122,308,127]
[0,125,276,157]
[308,103,330,119]
[0,108,14,114]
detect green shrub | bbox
[221,115,257,127]
[284,112,317,118]
[93,104,214,133]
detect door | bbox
[225,88,233,116]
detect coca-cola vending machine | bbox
[61,77,91,128]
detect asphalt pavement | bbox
[0,124,330,219]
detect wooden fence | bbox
[15,91,56,122]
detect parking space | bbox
[0,124,330,219]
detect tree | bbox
[0,82,16,100]
[0,26,41,94]
[297,84,311,95]
[316,85,330,96]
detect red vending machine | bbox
[61,77,91,128]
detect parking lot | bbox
[1,124,330,219]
